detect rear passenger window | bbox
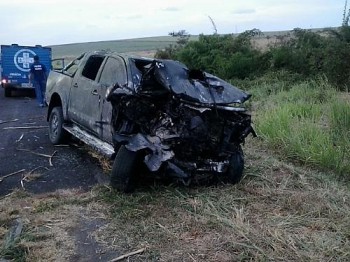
[82,55,105,81]
[63,53,84,76]
[99,57,127,86]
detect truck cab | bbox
[45,51,255,192]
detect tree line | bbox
[156,5,350,91]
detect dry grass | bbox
[0,189,93,261]
[94,143,350,261]
[85,147,112,174]
[1,141,350,261]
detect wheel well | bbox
[47,93,63,121]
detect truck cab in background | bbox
[0,44,52,97]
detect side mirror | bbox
[105,83,121,101]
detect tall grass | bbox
[253,78,350,178]
[329,98,350,174]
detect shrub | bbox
[322,38,350,89]
[173,32,269,79]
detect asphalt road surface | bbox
[0,87,108,196]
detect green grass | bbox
[252,77,350,177]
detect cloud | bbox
[125,14,143,20]
[231,8,256,15]
[0,0,344,46]
[162,7,180,12]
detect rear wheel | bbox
[48,106,68,144]
[110,146,141,193]
[4,88,12,97]
[226,146,244,184]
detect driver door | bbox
[96,56,128,143]
[69,54,105,135]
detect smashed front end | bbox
[109,58,255,183]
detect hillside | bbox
[49,36,182,59]
[49,28,336,60]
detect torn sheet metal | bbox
[114,133,174,172]
[140,59,251,104]
[110,57,255,180]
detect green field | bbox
[49,36,196,59]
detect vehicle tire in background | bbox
[110,145,140,193]
[48,106,68,144]
[4,88,11,97]
[226,146,245,184]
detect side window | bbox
[99,57,127,86]
[63,54,84,76]
[82,55,105,81]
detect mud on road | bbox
[0,88,109,197]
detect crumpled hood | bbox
[151,59,251,105]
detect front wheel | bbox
[48,106,68,144]
[226,146,245,184]
[110,146,141,193]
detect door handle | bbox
[91,90,98,95]
[73,83,78,88]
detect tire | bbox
[226,146,245,184]
[110,145,140,193]
[4,88,11,97]
[48,106,68,144]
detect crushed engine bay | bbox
[108,58,256,181]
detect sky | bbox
[0,0,346,46]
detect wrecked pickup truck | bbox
[45,51,255,192]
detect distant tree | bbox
[155,30,190,59]
[168,30,191,46]
[169,29,189,37]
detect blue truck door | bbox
[1,44,51,97]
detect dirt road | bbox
[0,88,108,196]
